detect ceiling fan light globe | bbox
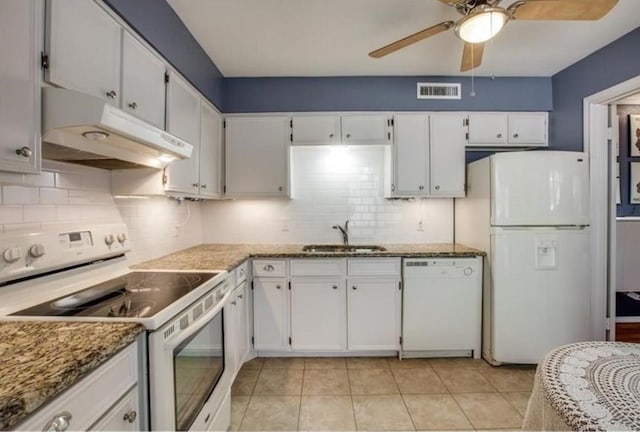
[455,8,508,43]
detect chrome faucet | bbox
[332,221,349,246]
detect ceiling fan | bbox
[369,0,619,72]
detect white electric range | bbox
[0,224,232,431]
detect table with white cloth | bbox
[523,342,640,431]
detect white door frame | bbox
[584,74,640,341]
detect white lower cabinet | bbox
[91,388,139,431]
[226,280,250,377]
[347,278,401,350]
[290,278,346,351]
[253,277,290,351]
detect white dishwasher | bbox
[401,257,482,359]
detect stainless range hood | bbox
[42,87,193,169]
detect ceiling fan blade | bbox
[369,21,454,58]
[460,42,484,72]
[508,0,619,20]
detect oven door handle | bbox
[162,290,232,351]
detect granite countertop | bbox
[0,321,143,430]
[133,243,485,271]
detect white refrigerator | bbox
[455,151,591,365]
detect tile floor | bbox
[230,357,536,431]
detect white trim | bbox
[584,74,640,341]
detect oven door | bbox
[149,290,230,431]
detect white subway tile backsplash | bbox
[40,188,68,205]
[24,172,55,187]
[55,170,110,191]
[0,173,24,186]
[0,206,24,224]
[2,186,39,205]
[23,205,57,223]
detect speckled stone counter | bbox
[133,243,485,271]
[0,321,143,430]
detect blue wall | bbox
[551,27,640,151]
[103,0,225,110]
[223,76,552,113]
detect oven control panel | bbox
[0,224,130,285]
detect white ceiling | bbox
[167,0,640,77]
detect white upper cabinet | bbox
[467,112,548,147]
[392,115,429,196]
[225,117,290,198]
[341,115,391,145]
[0,0,41,173]
[46,0,121,105]
[198,101,223,198]
[429,114,466,197]
[165,71,201,194]
[121,32,166,129]
[291,116,340,145]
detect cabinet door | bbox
[0,0,40,173]
[347,278,401,350]
[429,114,466,197]
[236,282,250,366]
[341,115,391,145]
[253,278,289,351]
[291,116,340,145]
[165,71,201,194]
[121,31,166,129]
[466,113,508,146]
[290,278,346,351]
[91,387,139,431]
[199,102,223,198]
[46,0,121,105]
[508,113,548,146]
[392,115,429,196]
[225,117,289,197]
[225,292,239,376]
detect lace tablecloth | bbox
[523,342,640,431]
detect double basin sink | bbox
[302,244,387,253]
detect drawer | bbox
[235,261,249,285]
[252,259,287,277]
[90,387,139,431]
[290,259,346,276]
[348,258,401,276]
[18,342,138,431]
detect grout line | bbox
[450,392,477,430]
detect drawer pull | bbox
[231,300,237,306]
[43,411,72,432]
[264,264,275,271]
[123,410,137,424]
[352,286,357,290]
[238,294,244,299]
[276,285,281,290]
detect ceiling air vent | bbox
[417,82,461,100]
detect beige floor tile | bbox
[453,393,523,429]
[230,396,250,431]
[262,357,306,369]
[242,357,265,370]
[403,394,473,430]
[501,392,532,416]
[303,369,350,395]
[304,357,347,369]
[254,368,304,395]
[346,357,390,369]
[299,396,356,431]
[480,367,535,392]
[392,368,448,394]
[232,368,260,396]
[435,368,497,393]
[428,357,493,372]
[388,358,434,369]
[239,396,300,431]
[348,368,399,395]
[352,395,415,431]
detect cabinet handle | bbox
[264,264,275,271]
[513,133,519,138]
[332,285,338,289]
[201,184,207,189]
[391,184,396,192]
[43,411,72,432]
[418,185,424,190]
[278,186,284,192]
[128,102,138,110]
[276,284,281,290]
[231,300,237,305]
[123,410,137,424]
[352,286,357,290]
[434,185,440,191]
[329,133,334,139]
[192,183,199,187]
[105,90,117,99]
[346,133,351,139]
[15,146,32,158]
[238,294,243,299]
[497,133,503,139]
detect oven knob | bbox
[3,247,22,263]
[29,244,46,258]
[117,233,127,243]
[105,234,115,246]
[464,267,473,276]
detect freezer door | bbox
[491,151,589,226]
[490,227,591,364]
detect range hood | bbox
[42,87,193,169]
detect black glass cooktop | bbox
[12,271,219,318]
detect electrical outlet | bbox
[417,220,424,231]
